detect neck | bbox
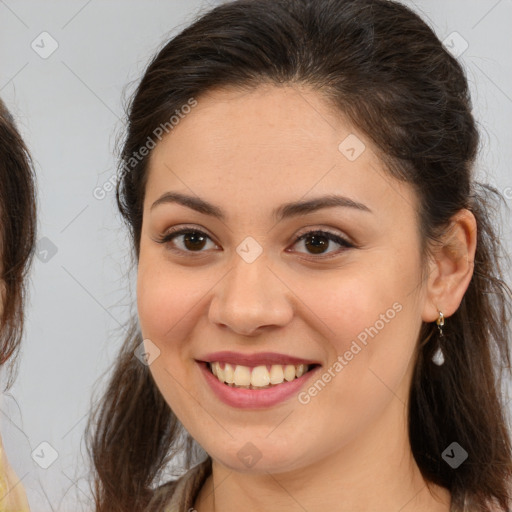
[194,397,451,512]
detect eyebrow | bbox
[150,191,372,222]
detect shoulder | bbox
[147,457,212,512]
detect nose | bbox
[208,255,294,337]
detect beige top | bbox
[0,436,30,512]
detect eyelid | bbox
[293,226,353,244]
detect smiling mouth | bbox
[207,361,319,389]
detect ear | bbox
[421,209,477,323]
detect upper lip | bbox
[197,351,321,367]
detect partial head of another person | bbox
[0,97,37,388]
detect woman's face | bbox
[137,84,431,473]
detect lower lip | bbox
[197,361,321,409]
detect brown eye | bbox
[180,231,208,251]
[156,226,353,259]
[292,230,353,257]
[157,228,217,254]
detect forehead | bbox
[144,84,418,221]
[162,84,349,158]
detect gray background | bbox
[0,1,511,510]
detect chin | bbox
[209,442,307,475]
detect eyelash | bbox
[155,226,354,259]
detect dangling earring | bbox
[432,311,445,366]
[436,311,445,337]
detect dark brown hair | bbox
[87,1,512,510]
[0,97,37,388]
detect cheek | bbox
[310,252,420,367]
[287,270,420,451]
[300,260,410,349]
[135,256,207,413]
[136,255,204,341]
[313,255,422,408]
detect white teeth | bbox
[214,362,224,382]
[224,363,235,384]
[251,366,270,387]
[269,364,284,384]
[233,365,251,386]
[209,362,310,388]
[283,364,296,382]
